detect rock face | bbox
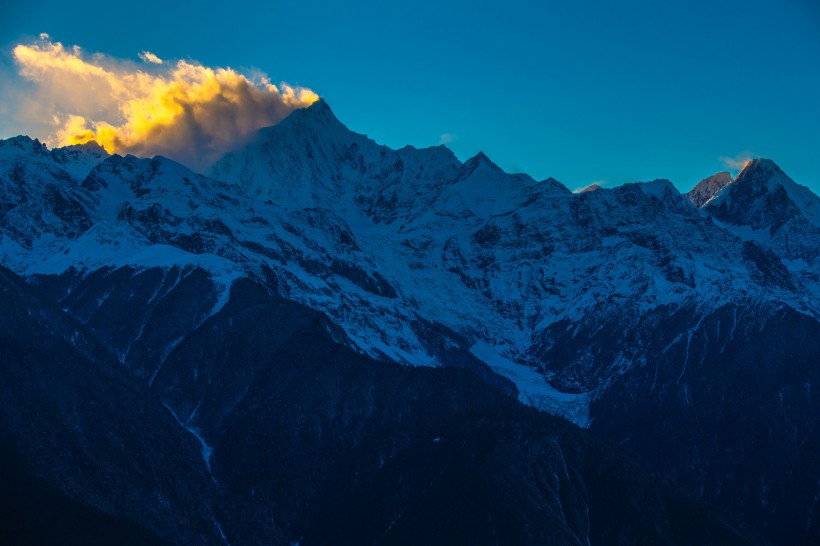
[574,182,601,193]
[687,171,732,207]
[0,101,818,543]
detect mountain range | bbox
[1,99,818,544]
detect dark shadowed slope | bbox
[0,266,224,544]
[0,446,169,546]
[0,268,761,545]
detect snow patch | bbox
[470,341,591,427]
[163,403,214,474]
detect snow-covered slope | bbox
[1,104,819,427]
[0,137,103,248]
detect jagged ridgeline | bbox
[1,100,818,544]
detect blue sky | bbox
[2,0,819,193]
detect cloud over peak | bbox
[719,151,758,172]
[12,35,319,171]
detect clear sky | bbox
[1,0,819,193]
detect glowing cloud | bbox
[139,51,164,65]
[12,35,319,171]
[719,151,758,172]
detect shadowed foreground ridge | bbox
[0,268,759,545]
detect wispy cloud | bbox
[10,34,319,171]
[438,133,456,145]
[719,151,758,171]
[138,51,163,64]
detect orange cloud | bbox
[13,35,319,171]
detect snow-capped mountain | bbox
[701,159,820,271]
[1,100,818,543]
[706,159,820,230]
[2,101,818,418]
[213,102,818,415]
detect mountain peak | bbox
[304,97,332,114]
[456,151,504,182]
[0,135,49,158]
[266,97,344,137]
[730,158,797,196]
[738,157,780,177]
[537,176,572,194]
[574,183,601,194]
[58,140,109,155]
[705,158,820,231]
[639,179,679,201]
[687,171,732,208]
[290,97,336,122]
[49,140,111,181]
[463,151,499,170]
